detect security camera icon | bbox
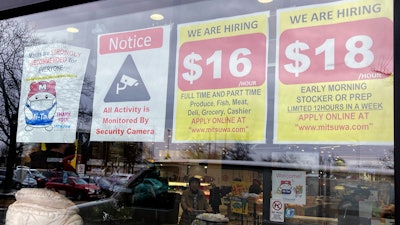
[116,74,138,94]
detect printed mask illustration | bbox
[24,80,57,131]
[279,180,292,195]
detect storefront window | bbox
[0,0,394,224]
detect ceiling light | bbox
[258,0,273,3]
[66,27,79,33]
[150,13,164,21]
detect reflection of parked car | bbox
[42,170,78,180]
[87,176,123,197]
[14,166,48,188]
[16,173,37,188]
[45,176,104,200]
[0,169,22,189]
[110,178,131,193]
[77,165,181,225]
[108,173,134,184]
[94,177,114,197]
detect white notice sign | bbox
[17,43,90,143]
[270,198,284,222]
[91,25,171,142]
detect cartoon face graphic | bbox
[24,80,57,131]
[280,180,292,195]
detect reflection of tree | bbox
[112,142,148,173]
[181,143,220,159]
[379,149,394,169]
[142,142,154,161]
[0,19,40,192]
[182,143,207,159]
[78,75,95,128]
[222,143,252,160]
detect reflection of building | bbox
[84,141,145,175]
[29,143,75,171]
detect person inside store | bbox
[337,187,371,225]
[248,179,262,194]
[209,182,222,213]
[179,177,212,225]
[379,182,395,219]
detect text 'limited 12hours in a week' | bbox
[288,81,382,133]
[288,82,381,114]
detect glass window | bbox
[0,0,394,225]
